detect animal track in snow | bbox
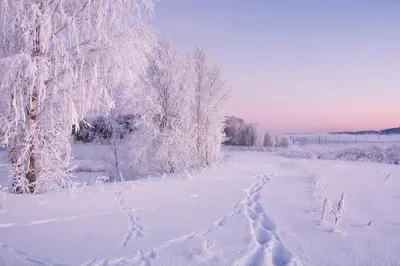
[114,190,144,248]
[0,211,120,229]
[0,242,68,266]
[235,173,301,266]
[82,249,156,266]
[84,202,243,266]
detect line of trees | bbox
[0,1,228,193]
[224,116,292,148]
[126,41,228,175]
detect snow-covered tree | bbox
[274,134,282,147]
[128,39,194,175]
[281,135,293,148]
[224,116,247,145]
[242,124,255,146]
[0,0,155,193]
[191,47,228,166]
[264,132,276,147]
[252,124,264,148]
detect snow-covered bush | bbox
[278,148,321,160]
[335,146,388,163]
[385,145,400,165]
[334,145,400,164]
[280,145,400,165]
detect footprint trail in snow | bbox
[235,173,301,266]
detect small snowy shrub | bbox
[312,165,327,199]
[335,146,388,163]
[278,148,320,160]
[385,145,400,165]
[72,165,105,173]
[95,176,109,191]
[68,182,87,196]
[0,185,8,194]
[280,145,400,165]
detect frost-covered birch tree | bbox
[0,0,154,193]
[191,47,228,166]
[128,39,194,175]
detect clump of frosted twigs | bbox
[319,198,332,225]
[333,193,346,231]
[318,193,346,232]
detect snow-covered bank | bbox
[278,143,400,165]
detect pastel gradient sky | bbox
[150,0,400,133]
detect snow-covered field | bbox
[1,143,400,265]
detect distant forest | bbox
[331,127,400,135]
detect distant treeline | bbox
[331,127,400,135]
[223,116,292,148]
[73,115,292,148]
[72,115,137,143]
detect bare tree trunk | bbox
[26,92,37,193]
[26,20,41,193]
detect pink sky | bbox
[152,1,400,133]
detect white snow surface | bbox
[1,143,400,265]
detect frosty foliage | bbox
[192,47,229,166]
[0,0,155,193]
[127,43,229,175]
[128,39,195,175]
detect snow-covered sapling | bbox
[333,193,346,231]
[95,176,109,191]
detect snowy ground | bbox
[1,144,400,265]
